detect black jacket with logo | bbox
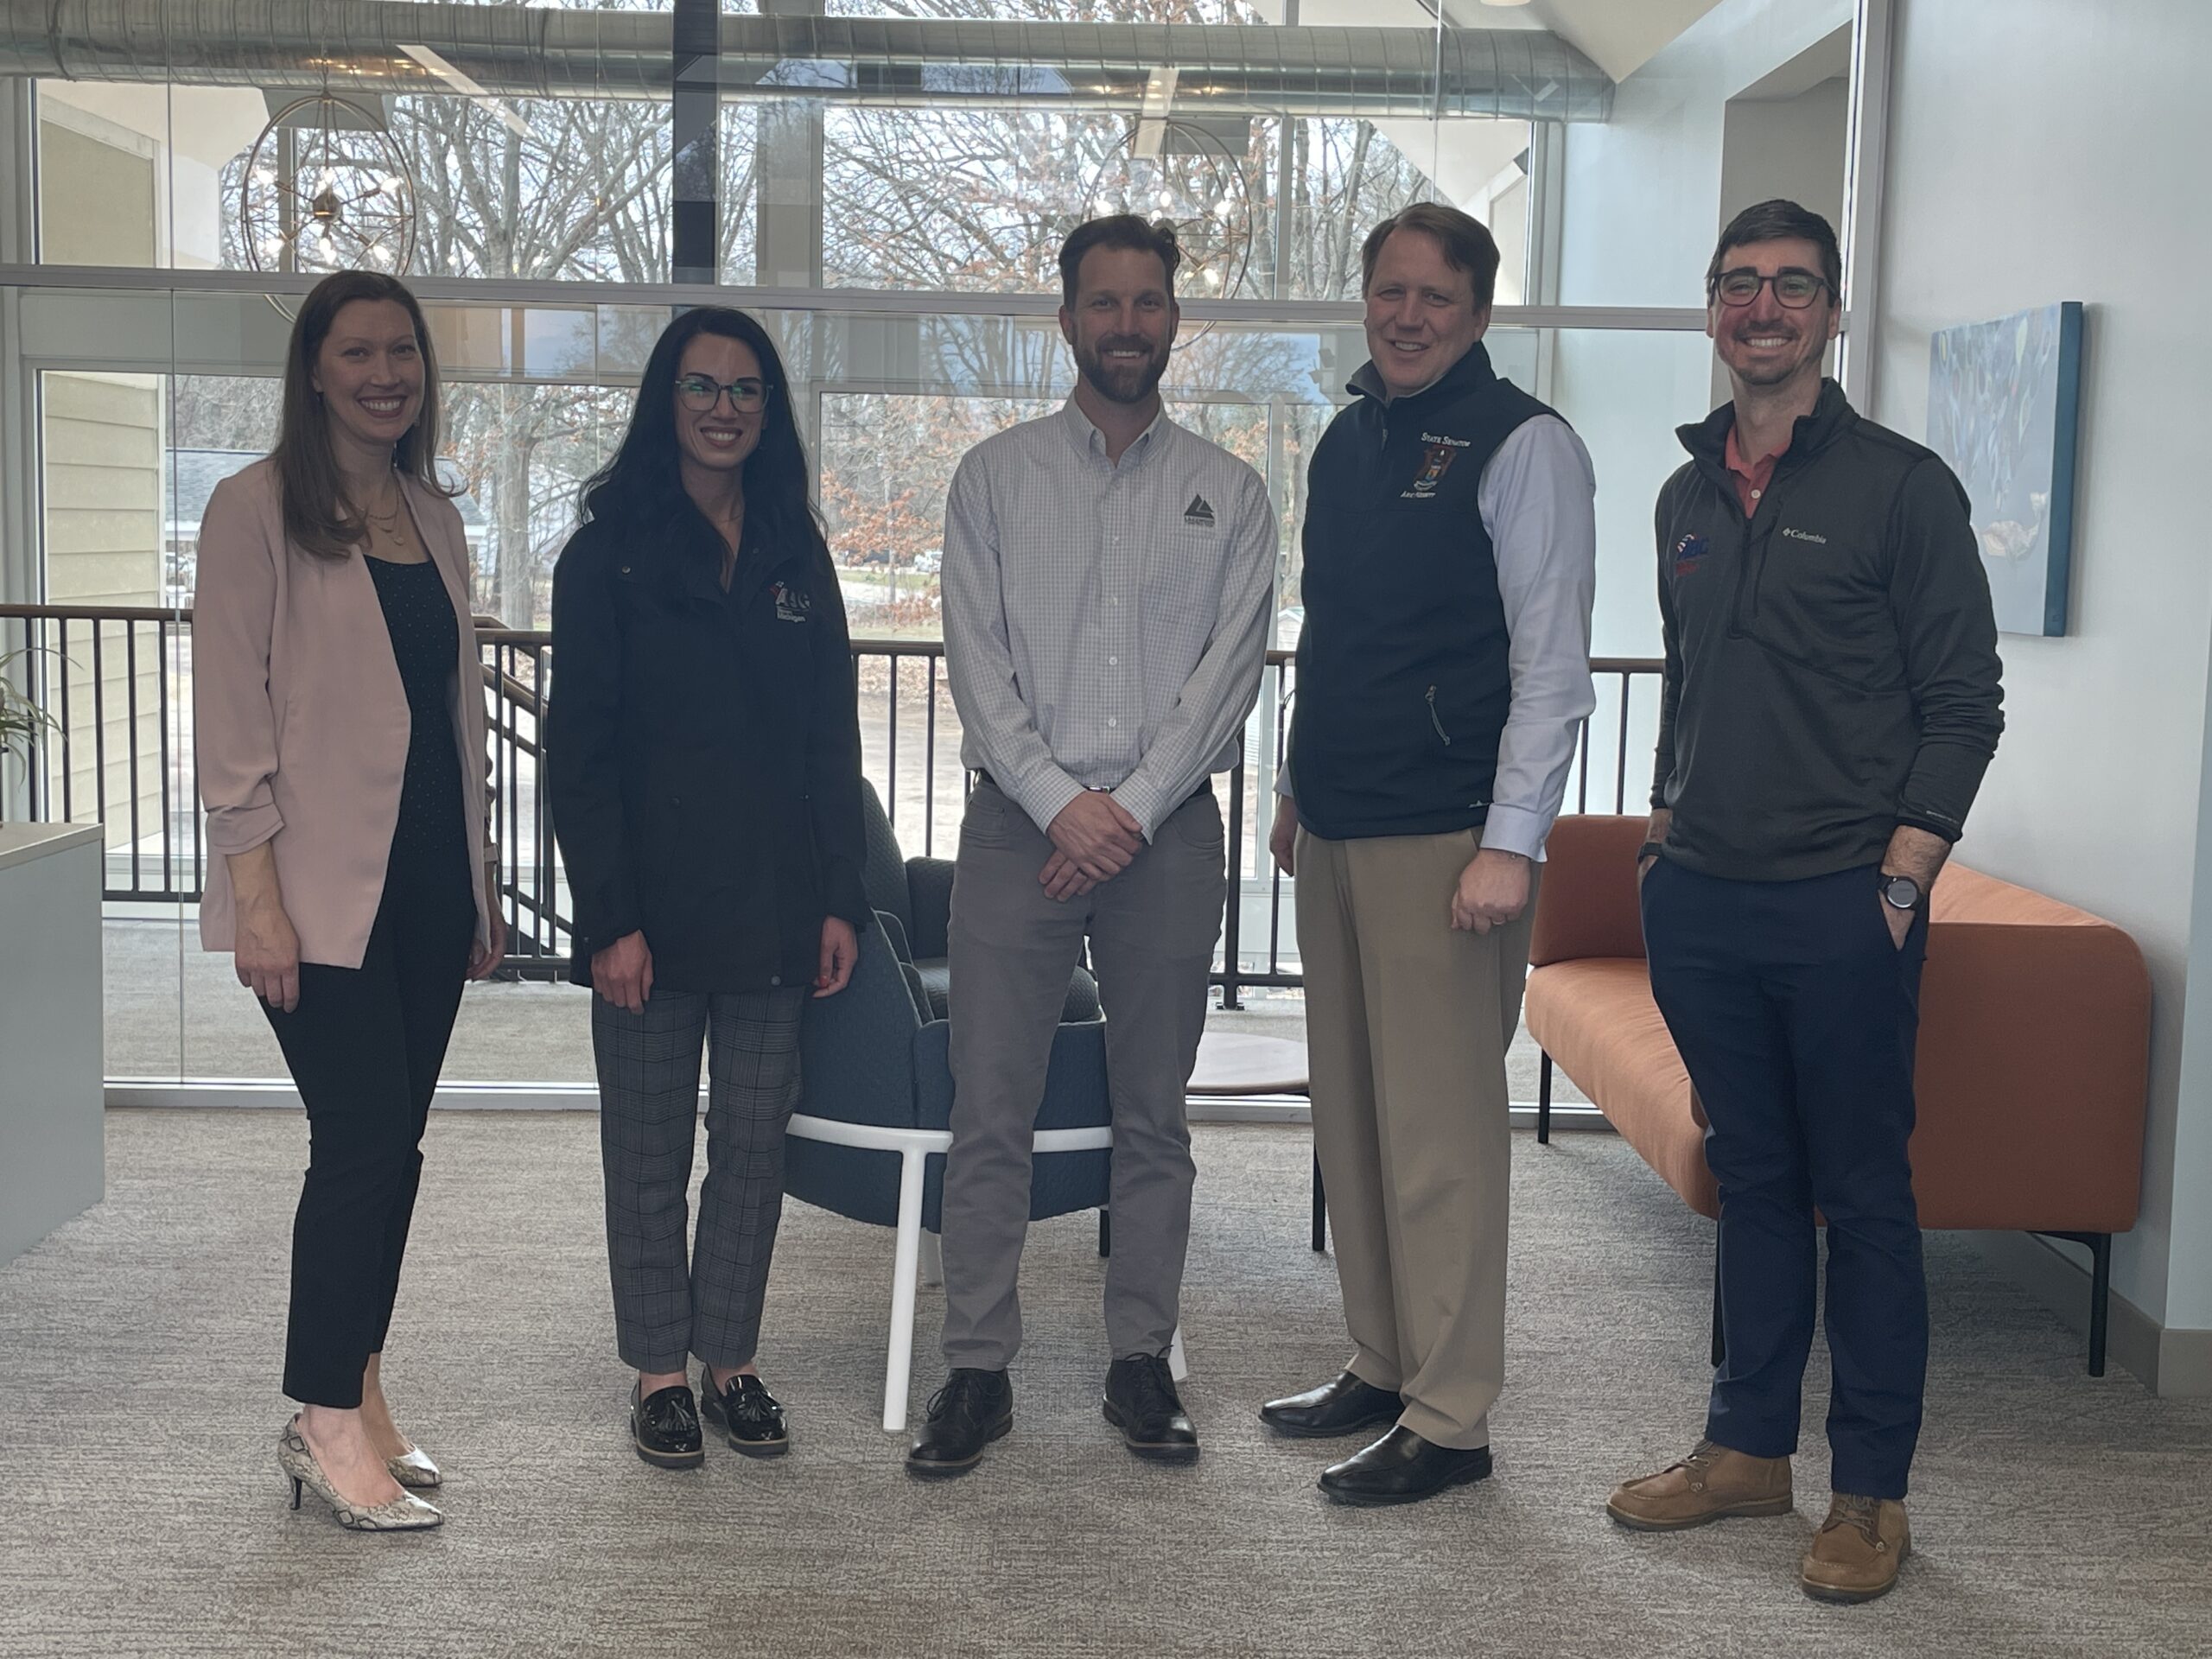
[1653,380,2004,881]
[546,496,868,993]
[1290,342,1554,840]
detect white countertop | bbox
[0,822,104,874]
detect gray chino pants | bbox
[938,779,1227,1369]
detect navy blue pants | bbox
[1641,858,1929,1499]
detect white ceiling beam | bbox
[1521,0,1730,84]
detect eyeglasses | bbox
[676,374,772,413]
[1712,268,1831,308]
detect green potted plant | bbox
[0,648,59,779]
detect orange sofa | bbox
[1523,814,2152,1375]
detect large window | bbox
[1,0,1866,1089]
[25,4,1549,296]
[817,106,1489,302]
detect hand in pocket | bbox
[1881,899,1912,950]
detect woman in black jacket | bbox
[547,306,866,1470]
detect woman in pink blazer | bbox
[194,270,505,1533]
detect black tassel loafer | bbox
[630,1379,705,1471]
[699,1369,790,1458]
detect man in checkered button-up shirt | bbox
[910,216,1276,1477]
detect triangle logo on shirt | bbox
[1184,494,1216,526]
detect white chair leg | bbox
[883,1147,927,1434]
[1166,1325,1189,1382]
[918,1229,943,1288]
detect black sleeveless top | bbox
[365,554,467,877]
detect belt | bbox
[974,771,1212,808]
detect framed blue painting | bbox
[1926,301,2085,638]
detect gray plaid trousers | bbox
[592,986,807,1373]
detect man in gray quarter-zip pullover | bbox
[1258,201,1596,1506]
[907,216,1277,1478]
[1605,200,2001,1607]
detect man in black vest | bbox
[1259,203,1596,1504]
[1605,200,2002,1604]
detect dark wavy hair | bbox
[579,306,823,560]
[1707,199,1842,306]
[274,270,458,562]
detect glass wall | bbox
[0,1,1859,1088]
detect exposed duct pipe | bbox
[0,2,1611,122]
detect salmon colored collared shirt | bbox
[1724,422,1787,517]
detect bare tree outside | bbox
[179,0,1486,632]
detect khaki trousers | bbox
[1295,826,1537,1450]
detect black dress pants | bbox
[263,842,474,1408]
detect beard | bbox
[1076,334,1171,406]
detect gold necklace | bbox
[359,483,409,551]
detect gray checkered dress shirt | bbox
[941,398,1278,839]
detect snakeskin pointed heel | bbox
[385,1445,442,1490]
[278,1420,443,1532]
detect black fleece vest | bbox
[1291,343,1554,841]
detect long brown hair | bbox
[273,270,458,561]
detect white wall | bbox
[1875,0,2212,1340]
[41,372,166,849]
[2174,698,2212,1333]
[35,83,264,270]
[35,106,156,267]
[1718,77,1847,232]
[1549,0,1853,661]
[1714,73,1848,407]
[1526,0,1731,84]
[1301,0,1541,305]
[1554,0,1851,308]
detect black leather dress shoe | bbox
[906,1368,1013,1476]
[699,1369,789,1458]
[630,1380,705,1470]
[1103,1353,1199,1461]
[1317,1426,1492,1506]
[1259,1371,1402,1440]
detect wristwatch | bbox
[1878,872,1924,912]
[1637,840,1665,865]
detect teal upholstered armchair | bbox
[785,784,1116,1431]
[852,780,1102,1024]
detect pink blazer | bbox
[194,457,494,969]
